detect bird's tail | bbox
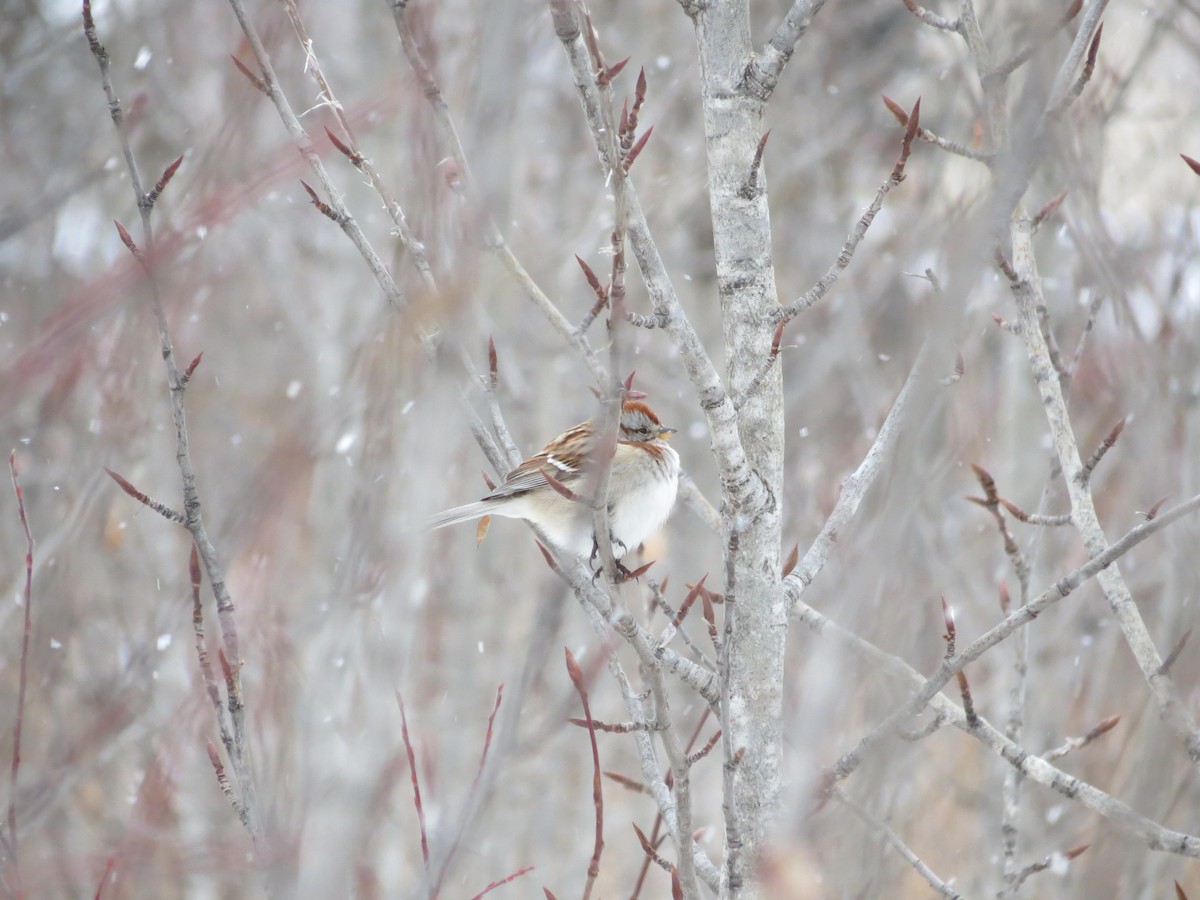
[426,501,500,531]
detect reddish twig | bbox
[1081,418,1125,485]
[881,94,990,162]
[205,740,241,813]
[565,648,604,900]
[1013,843,1089,888]
[632,822,673,872]
[93,855,117,900]
[300,180,342,222]
[145,154,184,208]
[104,468,185,524]
[1159,630,1192,677]
[6,452,33,894]
[396,691,430,874]
[604,771,651,795]
[686,729,722,767]
[941,597,977,726]
[230,55,269,94]
[470,865,535,899]
[430,686,508,897]
[1043,715,1120,762]
[966,463,1031,593]
[1031,191,1068,231]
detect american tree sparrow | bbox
[428,399,680,558]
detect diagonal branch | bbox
[743,0,831,100]
[829,492,1200,785]
[784,347,928,612]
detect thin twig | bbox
[5,453,33,896]
[85,0,262,841]
[388,0,607,384]
[899,0,960,33]
[881,95,992,163]
[793,598,1200,859]
[396,692,430,876]
[829,493,1200,785]
[779,98,922,323]
[785,348,927,609]
[565,649,605,900]
[834,787,962,898]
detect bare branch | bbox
[899,0,960,33]
[785,349,927,609]
[780,98,922,323]
[829,492,1200,784]
[834,787,962,898]
[745,0,831,99]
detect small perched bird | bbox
[428,399,680,558]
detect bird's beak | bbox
[659,427,676,440]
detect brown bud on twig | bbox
[1158,629,1192,676]
[622,125,653,172]
[576,254,605,299]
[1085,715,1121,742]
[487,337,498,390]
[1032,191,1068,230]
[970,463,999,504]
[1140,495,1169,521]
[998,580,1011,614]
[994,248,1020,283]
[481,470,496,491]
[599,56,630,85]
[540,467,582,502]
[623,560,655,582]
[300,180,340,222]
[105,467,185,523]
[1082,417,1126,483]
[881,94,909,126]
[674,575,707,627]
[230,55,269,94]
[604,771,650,794]
[184,352,203,380]
[742,130,771,198]
[190,545,202,594]
[782,543,799,579]
[902,98,921,152]
[113,219,139,256]
[1183,155,1200,178]
[941,595,956,646]
[632,823,672,871]
[178,351,203,390]
[324,126,363,167]
[685,728,722,766]
[146,154,184,207]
